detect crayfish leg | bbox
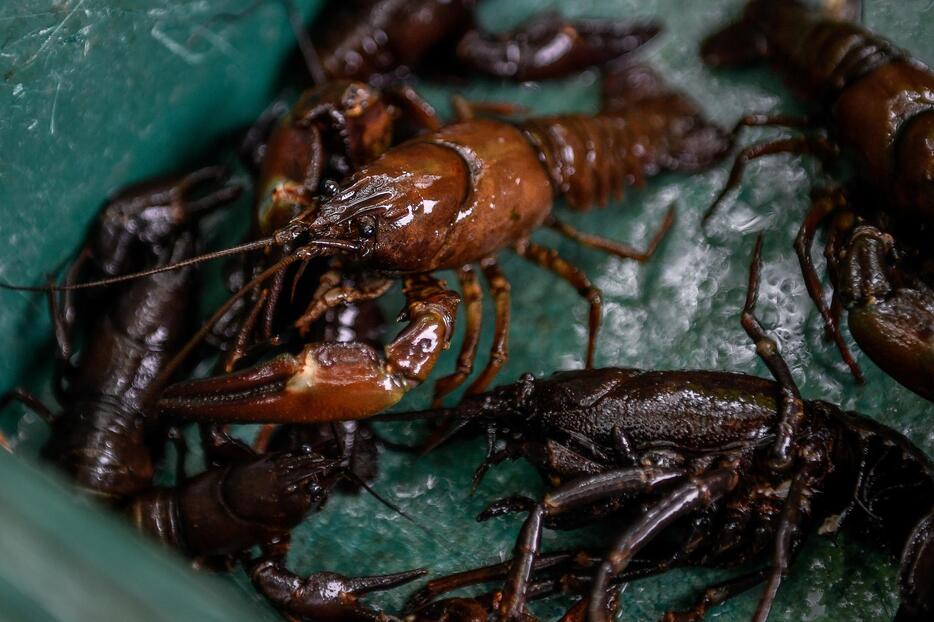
[750,460,822,622]
[548,204,675,263]
[742,236,808,471]
[794,188,865,383]
[515,240,601,369]
[702,135,838,225]
[661,569,768,622]
[382,84,443,136]
[491,467,684,621]
[464,259,511,396]
[898,509,934,622]
[588,468,739,622]
[432,264,484,407]
[0,388,54,424]
[294,273,392,334]
[239,98,293,172]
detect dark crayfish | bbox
[701,0,934,400]
[311,0,660,85]
[0,168,240,498]
[393,237,934,622]
[151,62,729,429]
[132,444,425,622]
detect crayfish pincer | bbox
[156,63,730,427]
[250,561,426,622]
[394,238,933,622]
[701,0,934,400]
[311,0,660,85]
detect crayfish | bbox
[0,168,240,498]
[394,237,934,622]
[149,61,729,430]
[701,0,934,401]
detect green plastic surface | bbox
[1,1,932,621]
[0,451,276,622]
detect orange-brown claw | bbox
[158,275,459,424]
[387,275,460,384]
[159,342,408,423]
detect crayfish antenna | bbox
[342,469,451,549]
[143,251,312,406]
[0,238,276,293]
[373,393,507,455]
[345,568,429,595]
[340,469,422,527]
[281,0,327,85]
[369,407,465,454]
[199,0,326,83]
[420,415,475,456]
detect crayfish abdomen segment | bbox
[520,63,731,212]
[703,0,934,228]
[43,406,155,500]
[731,1,904,100]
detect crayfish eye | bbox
[357,216,377,239]
[322,179,340,197]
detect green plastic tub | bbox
[1,1,931,620]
